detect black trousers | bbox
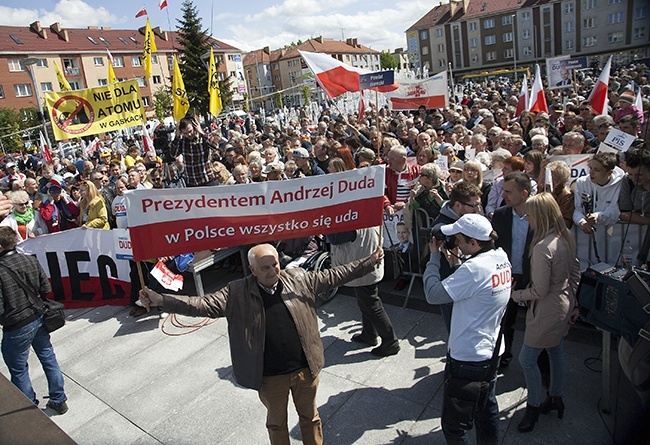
[353,284,397,344]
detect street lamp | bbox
[511,14,517,81]
[21,57,51,149]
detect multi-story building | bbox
[0,22,244,117]
[244,37,381,109]
[243,47,274,112]
[406,0,649,77]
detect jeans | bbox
[442,357,499,445]
[518,340,566,407]
[1,316,67,405]
[258,368,322,445]
[354,284,397,344]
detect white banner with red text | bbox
[124,166,386,261]
[385,71,449,110]
[17,228,132,309]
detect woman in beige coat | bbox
[510,193,581,433]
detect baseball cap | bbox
[5,162,16,169]
[293,147,310,158]
[264,162,283,174]
[440,214,493,241]
[449,161,464,172]
[47,175,65,192]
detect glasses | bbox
[15,202,29,206]
[461,201,482,209]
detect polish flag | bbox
[299,50,398,98]
[159,0,168,10]
[106,49,114,65]
[528,64,548,114]
[515,74,529,117]
[39,131,52,163]
[358,91,366,117]
[587,56,612,116]
[135,6,147,18]
[141,123,154,153]
[635,88,644,123]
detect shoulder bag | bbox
[383,224,404,281]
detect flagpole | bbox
[448,63,455,105]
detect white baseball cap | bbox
[440,214,493,241]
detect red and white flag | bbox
[150,260,184,291]
[635,88,643,118]
[587,56,612,116]
[358,91,366,117]
[515,74,529,117]
[159,0,168,9]
[135,6,147,18]
[39,131,52,163]
[106,49,114,66]
[528,64,548,114]
[141,123,154,153]
[299,50,398,98]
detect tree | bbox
[153,88,173,121]
[0,107,28,153]
[380,51,398,70]
[300,86,311,105]
[175,1,212,117]
[274,92,283,109]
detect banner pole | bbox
[136,262,150,312]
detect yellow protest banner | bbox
[172,55,189,121]
[44,79,145,141]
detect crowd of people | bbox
[0,59,649,442]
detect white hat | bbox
[293,147,310,158]
[440,214,493,241]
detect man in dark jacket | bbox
[140,243,383,445]
[0,226,68,414]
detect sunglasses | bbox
[15,202,29,206]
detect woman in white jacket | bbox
[0,190,48,241]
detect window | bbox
[523,45,533,55]
[608,12,623,24]
[0,85,4,99]
[471,54,479,63]
[14,84,32,97]
[94,57,104,66]
[87,36,99,45]
[274,75,280,81]
[9,34,23,45]
[230,71,236,77]
[436,29,444,37]
[438,59,446,67]
[422,46,429,55]
[503,32,513,42]
[8,59,23,72]
[502,15,513,26]
[438,44,445,53]
[608,32,624,43]
[142,96,151,107]
[565,39,575,50]
[634,27,647,39]
[469,22,477,31]
[272,63,279,70]
[634,7,647,19]
[486,51,497,61]
[69,81,82,90]
[565,2,574,13]
[584,36,597,47]
[420,30,428,40]
[99,37,110,45]
[129,36,140,44]
[585,0,597,9]
[484,19,495,29]
[151,55,158,64]
[583,18,596,28]
[216,55,223,63]
[152,75,161,84]
[228,55,236,61]
[113,56,124,67]
[485,35,496,45]
[470,38,478,47]
[522,11,531,21]
[118,37,129,45]
[565,22,574,32]
[293,60,299,66]
[98,78,108,86]
[522,29,531,39]
[136,77,146,87]
[35,59,48,67]
[287,61,291,67]
[131,56,142,67]
[609,0,622,3]
[40,82,53,92]
[504,48,514,58]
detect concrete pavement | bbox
[0,268,645,444]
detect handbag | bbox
[441,325,504,430]
[0,263,65,333]
[383,224,405,281]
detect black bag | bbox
[383,246,404,281]
[442,377,489,430]
[0,263,66,333]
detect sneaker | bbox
[46,400,69,415]
[371,340,400,357]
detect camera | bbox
[421,224,457,250]
[153,125,175,164]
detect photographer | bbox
[170,117,217,187]
[423,214,510,444]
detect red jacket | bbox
[382,162,421,208]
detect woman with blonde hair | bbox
[511,192,580,433]
[327,157,347,173]
[78,180,109,229]
[462,159,491,210]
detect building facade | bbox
[406,0,649,77]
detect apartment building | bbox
[406,0,649,76]
[0,22,244,117]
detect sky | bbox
[0,0,438,52]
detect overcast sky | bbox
[0,0,438,52]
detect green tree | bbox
[176,0,212,117]
[274,91,283,109]
[380,51,398,70]
[153,87,173,121]
[0,107,27,153]
[300,85,311,105]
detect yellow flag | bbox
[172,55,189,121]
[108,63,118,84]
[143,18,158,79]
[53,61,71,91]
[208,47,223,117]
